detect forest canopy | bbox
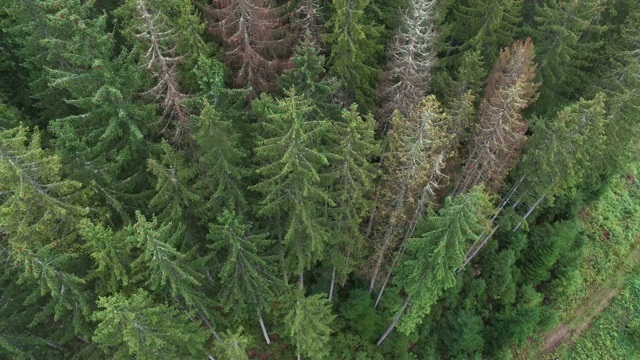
[0,0,639,359]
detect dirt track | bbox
[540,247,640,354]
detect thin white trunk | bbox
[374,269,392,308]
[198,309,221,341]
[299,273,304,289]
[376,295,410,347]
[458,225,500,271]
[374,241,408,307]
[328,267,336,301]
[369,256,383,293]
[491,176,524,221]
[512,194,546,232]
[259,316,271,345]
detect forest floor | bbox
[539,246,640,355]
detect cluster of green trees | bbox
[0,0,638,358]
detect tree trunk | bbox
[259,316,271,345]
[299,273,304,289]
[457,225,500,272]
[374,241,407,308]
[376,295,410,347]
[369,256,383,293]
[374,269,392,308]
[328,267,336,301]
[491,175,524,221]
[198,309,221,341]
[512,194,545,232]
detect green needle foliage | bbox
[324,0,384,110]
[129,212,206,311]
[0,0,638,358]
[285,290,336,360]
[92,289,208,359]
[396,186,493,334]
[251,90,335,276]
[208,209,280,320]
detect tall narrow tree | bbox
[368,96,455,293]
[528,0,607,114]
[285,290,336,360]
[120,0,203,144]
[208,210,280,344]
[251,90,335,282]
[203,0,296,96]
[377,187,492,345]
[377,0,439,122]
[324,0,384,109]
[446,0,523,68]
[41,0,154,222]
[454,38,539,195]
[326,105,380,299]
[93,289,209,359]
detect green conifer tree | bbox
[528,0,607,114]
[279,32,341,119]
[93,289,208,359]
[326,105,380,298]
[212,328,251,360]
[446,0,523,68]
[117,0,208,144]
[285,290,336,360]
[0,122,92,346]
[147,141,201,248]
[128,212,206,311]
[80,220,132,295]
[513,94,606,224]
[368,96,455,294]
[324,0,384,110]
[208,210,280,343]
[519,220,582,287]
[394,187,493,335]
[251,90,335,281]
[39,0,154,222]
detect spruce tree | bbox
[208,210,280,342]
[192,56,251,221]
[395,187,493,335]
[251,90,335,280]
[326,105,380,298]
[324,0,384,110]
[446,0,523,68]
[0,0,76,124]
[118,0,206,144]
[0,123,92,346]
[147,141,201,249]
[80,220,132,296]
[279,33,341,119]
[128,211,206,311]
[39,0,154,222]
[519,220,582,287]
[368,96,454,293]
[528,0,607,114]
[454,38,539,195]
[203,0,296,96]
[285,290,336,360]
[212,329,251,360]
[377,0,439,122]
[514,94,606,222]
[92,289,209,359]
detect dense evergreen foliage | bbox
[0,0,638,358]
